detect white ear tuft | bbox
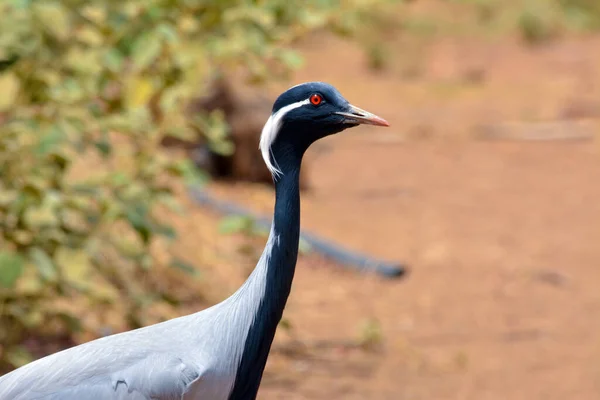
[259,99,310,179]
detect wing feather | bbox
[0,318,205,400]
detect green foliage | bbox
[219,215,258,236]
[357,317,383,351]
[445,0,600,40]
[0,119,201,369]
[366,43,388,71]
[518,8,559,44]
[514,0,600,43]
[0,252,25,288]
[559,0,600,30]
[218,214,312,256]
[0,0,397,371]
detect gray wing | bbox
[0,320,204,400]
[30,354,201,400]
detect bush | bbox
[0,0,398,371]
[559,0,600,30]
[518,8,559,44]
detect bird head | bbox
[260,82,389,179]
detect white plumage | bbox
[259,98,310,178]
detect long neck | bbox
[228,146,302,399]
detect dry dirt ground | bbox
[183,30,600,399]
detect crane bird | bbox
[0,82,389,400]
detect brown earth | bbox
[184,30,600,399]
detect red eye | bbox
[310,94,322,106]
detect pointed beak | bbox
[335,104,390,127]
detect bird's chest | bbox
[183,291,266,399]
[184,365,237,400]
[184,333,246,399]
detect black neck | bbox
[228,143,302,400]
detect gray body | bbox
[0,229,278,400]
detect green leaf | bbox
[218,215,254,235]
[28,247,57,282]
[131,32,162,71]
[109,172,130,186]
[14,264,44,295]
[159,85,188,116]
[169,258,199,276]
[157,23,178,44]
[278,49,304,69]
[12,230,34,246]
[5,345,33,368]
[170,159,209,187]
[157,194,184,215]
[0,190,18,207]
[140,254,153,270]
[23,203,59,228]
[36,127,66,155]
[94,138,112,157]
[126,205,152,244]
[0,56,19,73]
[279,317,293,331]
[103,49,124,73]
[81,4,106,24]
[56,311,83,332]
[76,26,104,46]
[33,2,71,41]
[24,191,62,228]
[154,223,177,240]
[0,251,25,288]
[298,237,312,255]
[358,317,383,350]
[113,237,144,258]
[208,139,235,156]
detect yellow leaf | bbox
[124,76,154,109]
[0,72,20,111]
[0,189,18,206]
[90,279,119,302]
[178,16,199,33]
[14,264,44,295]
[81,5,106,24]
[5,346,33,368]
[65,48,103,75]
[33,2,71,41]
[114,237,144,258]
[76,26,104,46]
[23,205,58,228]
[55,248,91,286]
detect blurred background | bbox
[1,0,599,399]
